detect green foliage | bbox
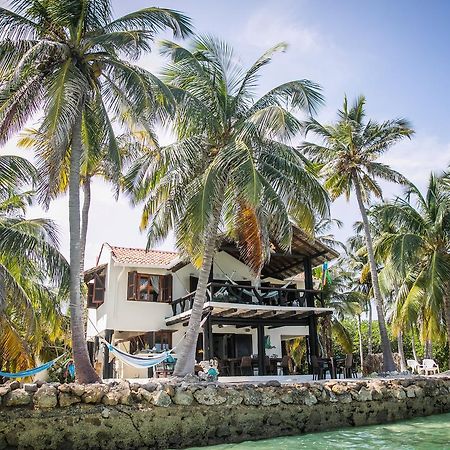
[333,319,449,371]
[375,174,450,345]
[0,156,70,372]
[128,36,329,271]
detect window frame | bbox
[127,272,173,303]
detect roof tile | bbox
[109,246,178,267]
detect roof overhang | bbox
[165,301,333,327]
[219,226,339,279]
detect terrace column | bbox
[257,324,266,375]
[103,329,114,379]
[303,256,314,307]
[202,315,213,360]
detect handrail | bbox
[170,281,323,316]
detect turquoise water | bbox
[187,413,450,450]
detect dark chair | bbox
[311,356,330,380]
[337,354,357,378]
[264,355,272,375]
[217,358,230,376]
[239,356,253,376]
[281,355,291,375]
[346,354,358,378]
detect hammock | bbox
[0,354,66,379]
[100,314,209,370]
[102,341,173,369]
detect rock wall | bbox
[1,376,449,449]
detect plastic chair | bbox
[422,358,439,375]
[407,359,424,374]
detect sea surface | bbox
[185,413,450,450]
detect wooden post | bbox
[203,315,213,360]
[147,332,155,378]
[308,315,319,374]
[257,324,266,376]
[103,329,114,379]
[303,256,314,307]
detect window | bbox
[87,273,105,308]
[127,272,172,303]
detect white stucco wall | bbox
[87,249,173,337]
[87,246,313,380]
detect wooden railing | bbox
[170,282,323,316]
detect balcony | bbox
[170,282,323,317]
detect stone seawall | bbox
[1,376,449,449]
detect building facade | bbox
[86,229,338,379]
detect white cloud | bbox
[242,8,322,55]
[330,133,450,245]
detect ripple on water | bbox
[184,413,450,450]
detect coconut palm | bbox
[375,174,450,367]
[313,266,364,361]
[0,0,191,382]
[345,232,375,355]
[301,96,414,372]
[128,36,329,376]
[0,155,69,374]
[18,127,153,273]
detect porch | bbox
[166,282,333,377]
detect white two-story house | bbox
[85,227,338,379]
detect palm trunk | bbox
[69,112,100,384]
[353,175,395,372]
[80,176,91,274]
[443,294,450,368]
[173,211,221,377]
[367,300,373,355]
[411,331,418,361]
[397,330,407,372]
[357,314,364,372]
[80,177,91,331]
[424,338,433,359]
[323,315,333,358]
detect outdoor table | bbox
[222,356,282,376]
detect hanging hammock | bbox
[0,354,66,379]
[99,314,210,370]
[101,341,173,369]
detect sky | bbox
[2,0,450,268]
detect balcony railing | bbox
[170,282,323,316]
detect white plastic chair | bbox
[406,359,424,374]
[422,358,439,375]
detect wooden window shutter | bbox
[127,271,138,300]
[87,283,95,308]
[93,274,105,304]
[160,274,173,303]
[167,274,173,303]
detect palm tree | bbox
[0,0,192,383]
[301,96,414,371]
[375,174,450,367]
[314,265,364,362]
[0,155,69,374]
[18,128,152,273]
[346,233,374,355]
[128,36,329,376]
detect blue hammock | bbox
[0,354,66,379]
